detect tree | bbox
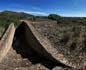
[48,14,64,23]
[48,14,61,20]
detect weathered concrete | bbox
[0,23,15,62]
[20,21,73,68]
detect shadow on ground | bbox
[12,23,70,69]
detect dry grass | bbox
[32,21,86,68]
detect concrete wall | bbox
[21,21,72,68]
[0,23,15,62]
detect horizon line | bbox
[0,10,86,17]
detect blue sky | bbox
[0,0,86,17]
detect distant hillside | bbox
[0,10,34,18]
[0,10,34,37]
[0,10,34,26]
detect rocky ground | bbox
[0,47,49,70]
[0,47,69,70]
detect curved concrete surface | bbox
[0,23,15,63]
[21,21,74,68]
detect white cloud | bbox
[16,10,48,16]
[25,11,48,16]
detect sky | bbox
[0,0,86,17]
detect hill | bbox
[0,10,34,37]
[0,10,34,26]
